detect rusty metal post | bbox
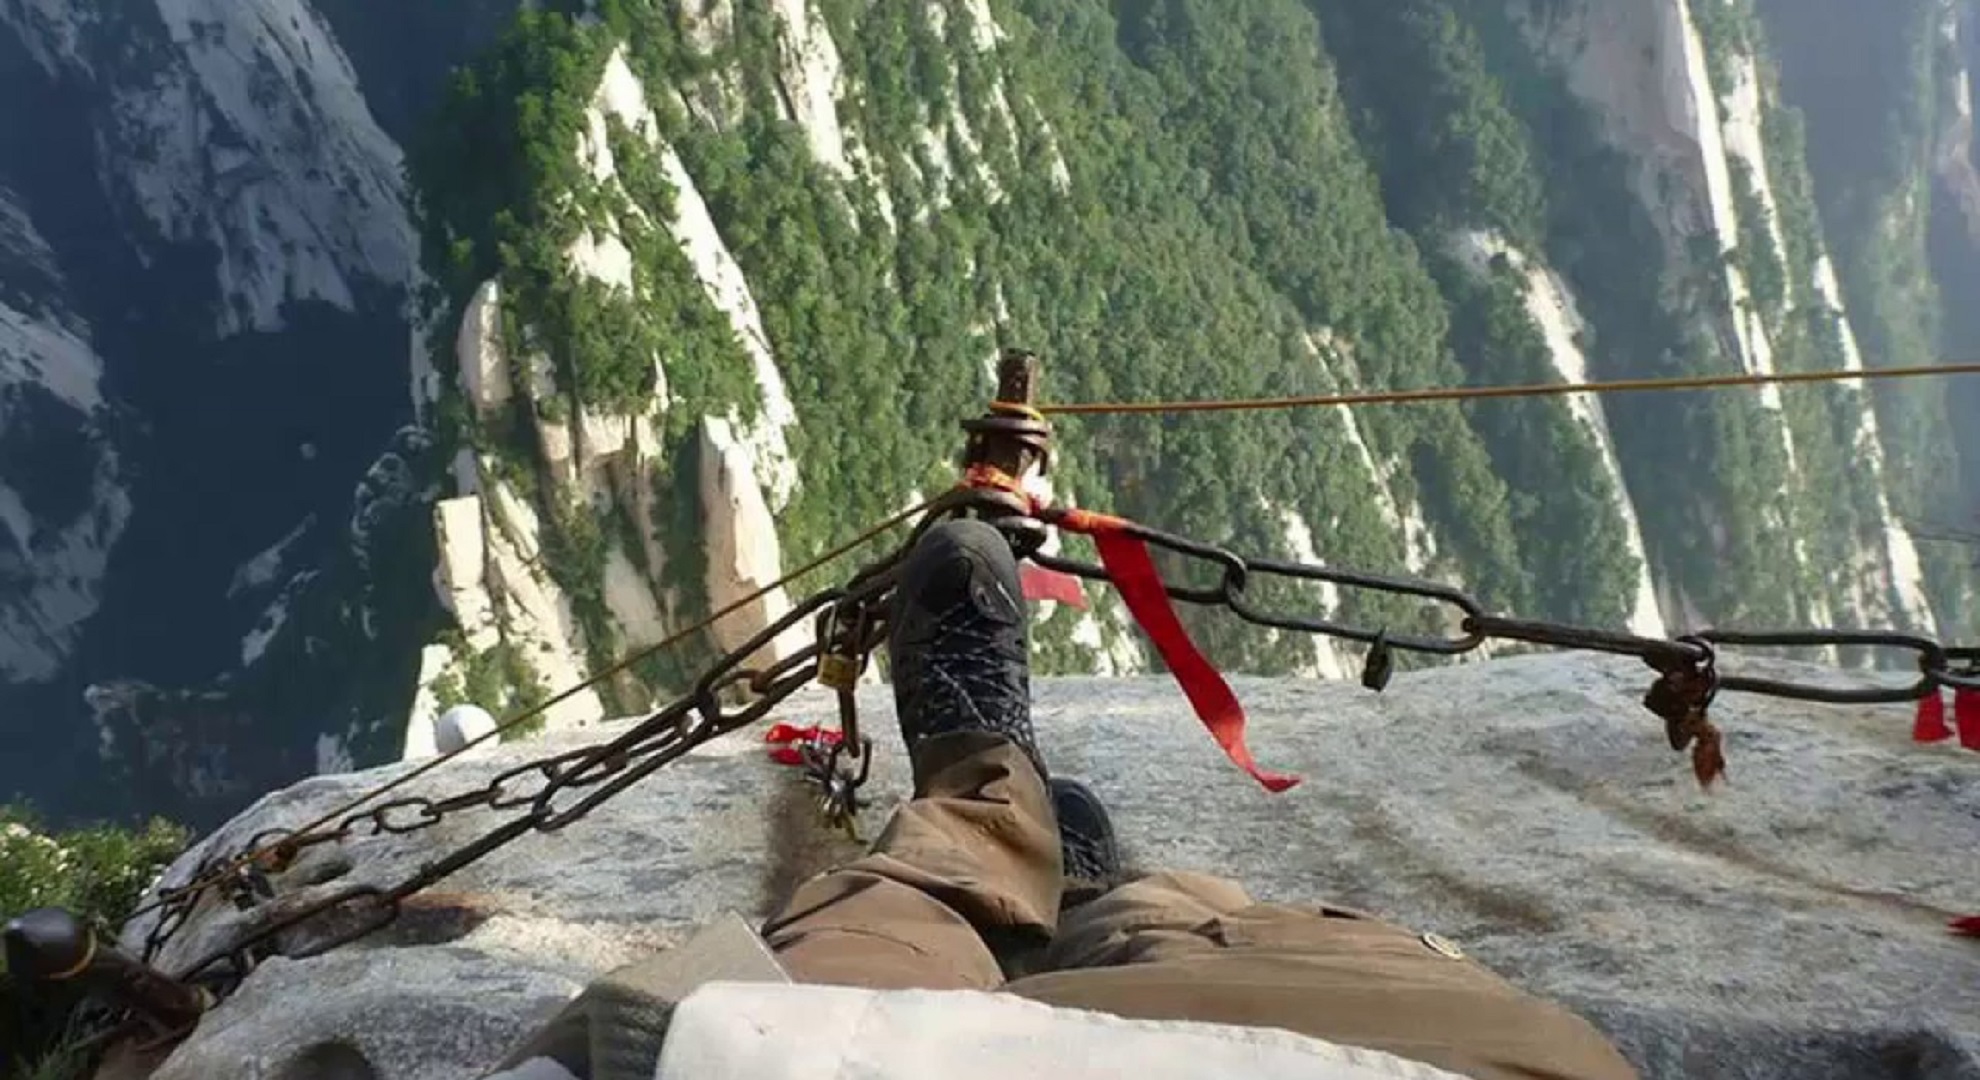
[4,908,212,1039]
[965,349,1048,479]
[957,349,1054,554]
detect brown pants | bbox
[762,732,1639,1080]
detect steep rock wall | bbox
[0,189,128,684]
[1447,231,1667,638]
[1521,0,1939,642]
[0,0,443,824]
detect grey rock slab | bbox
[129,656,1980,1079]
[146,948,581,1080]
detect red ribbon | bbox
[1019,563,1089,609]
[1956,689,1980,753]
[1056,507,1301,793]
[764,723,842,767]
[954,464,1297,792]
[1951,915,1980,938]
[1914,693,1953,743]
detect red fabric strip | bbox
[1951,915,1980,938]
[1956,689,1980,752]
[1914,693,1953,743]
[1060,509,1300,793]
[1019,563,1089,609]
[764,724,841,767]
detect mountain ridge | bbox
[1,0,1975,827]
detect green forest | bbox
[406,0,1975,705]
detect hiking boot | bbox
[888,519,1044,779]
[1050,776,1122,888]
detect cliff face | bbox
[1508,0,1944,644]
[419,0,1970,734]
[3,0,1975,827]
[1924,3,1980,537]
[129,658,1980,1080]
[404,24,1152,737]
[1758,0,1980,617]
[0,0,461,826]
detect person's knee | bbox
[1114,870,1252,913]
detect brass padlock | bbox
[819,651,861,693]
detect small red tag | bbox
[764,724,842,767]
[1020,564,1089,608]
[1956,690,1980,752]
[1914,693,1953,743]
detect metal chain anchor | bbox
[811,599,879,838]
[1641,638,1726,787]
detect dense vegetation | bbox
[1312,0,1639,626]
[1758,0,1980,634]
[1682,0,1941,634]
[407,0,1967,708]
[0,808,188,1080]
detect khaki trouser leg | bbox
[761,734,1636,1080]
[760,731,1063,991]
[1005,873,1639,1080]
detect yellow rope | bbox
[989,401,1048,423]
[1014,361,1980,417]
[149,496,938,915]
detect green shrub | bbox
[1,807,189,1080]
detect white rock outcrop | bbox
[699,417,805,663]
[1272,506,1357,682]
[1525,0,1935,640]
[413,479,607,753]
[657,136,802,508]
[433,496,500,652]
[601,545,670,651]
[136,656,1980,1080]
[575,407,633,466]
[483,483,607,731]
[1448,232,1667,638]
[457,280,513,416]
[680,0,735,54]
[579,47,800,508]
[1525,1,1790,417]
[768,0,853,181]
[401,642,459,760]
[1304,331,1442,577]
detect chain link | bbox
[132,475,1977,1005]
[136,538,913,992]
[1029,507,1973,704]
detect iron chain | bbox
[138,488,1976,997]
[1029,509,1975,705]
[141,551,908,993]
